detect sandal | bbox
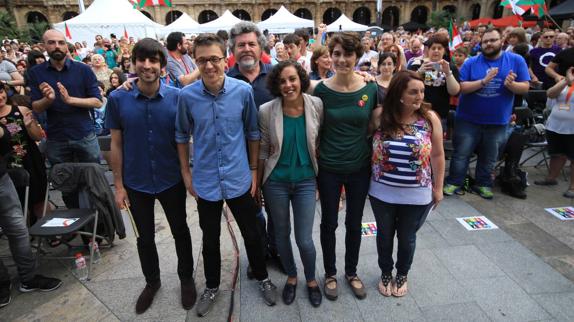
[346,275,366,299]
[392,274,408,297]
[323,276,338,301]
[378,273,393,297]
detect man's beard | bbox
[482,46,501,59]
[238,57,257,70]
[48,50,66,61]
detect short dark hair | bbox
[216,30,229,41]
[377,51,397,71]
[26,49,44,67]
[192,33,227,57]
[426,33,450,59]
[131,38,167,68]
[166,32,185,51]
[328,32,363,62]
[266,60,310,97]
[294,28,310,43]
[283,33,301,46]
[310,45,329,73]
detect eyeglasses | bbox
[196,56,225,66]
[542,35,555,39]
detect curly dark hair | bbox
[266,60,310,98]
[380,70,432,137]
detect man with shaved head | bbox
[27,29,103,207]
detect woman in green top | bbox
[258,61,324,307]
[310,32,379,301]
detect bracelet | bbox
[249,165,258,170]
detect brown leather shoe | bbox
[181,278,197,310]
[323,276,338,301]
[135,281,161,314]
[346,275,366,299]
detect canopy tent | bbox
[257,6,315,34]
[490,15,551,28]
[161,12,200,36]
[468,17,493,28]
[198,10,243,33]
[326,14,369,32]
[54,0,163,45]
[548,0,574,19]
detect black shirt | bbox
[551,47,574,77]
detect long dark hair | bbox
[380,70,432,137]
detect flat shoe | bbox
[563,190,574,198]
[534,179,558,186]
[307,285,322,307]
[282,282,296,305]
[346,275,366,300]
[323,276,338,301]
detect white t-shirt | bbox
[546,85,574,135]
[357,50,378,69]
[0,60,16,81]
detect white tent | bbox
[54,0,163,45]
[161,12,201,36]
[257,6,314,34]
[326,14,369,32]
[198,10,243,33]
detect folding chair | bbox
[27,164,104,281]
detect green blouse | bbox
[269,114,315,182]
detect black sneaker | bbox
[19,275,62,293]
[0,281,10,308]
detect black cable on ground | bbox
[223,204,240,322]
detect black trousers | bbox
[197,190,268,289]
[126,181,194,284]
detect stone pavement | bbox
[1,166,574,321]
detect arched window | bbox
[165,10,183,25]
[382,6,400,28]
[62,11,78,21]
[198,10,218,23]
[353,7,371,25]
[470,4,481,20]
[410,6,428,24]
[261,9,277,21]
[294,8,312,20]
[27,11,48,24]
[492,2,503,18]
[443,5,456,15]
[323,8,342,25]
[232,9,251,21]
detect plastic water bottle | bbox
[89,241,101,263]
[74,253,88,281]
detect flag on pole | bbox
[65,22,72,40]
[124,26,129,39]
[530,0,548,17]
[449,20,462,52]
[500,0,531,16]
[136,0,172,8]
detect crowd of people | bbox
[1,19,574,317]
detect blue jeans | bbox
[0,173,36,283]
[447,119,509,187]
[318,165,370,277]
[263,178,317,281]
[46,133,100,208]
[369,196,431,276]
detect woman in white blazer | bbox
[257,60,323,307]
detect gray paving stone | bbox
[355,291,424,322]
[532,292,574,322]
[499,223,574,258]
[433,245,507,281]
[436,196,484,219]
[477,241,574,295]
[420,302,491,322]
[296,289,361,322]
[416,223,451,250]
[429,218,513,247]
[460,276,551,322]
[408,249,473,307]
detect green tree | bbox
[429,10,455,29]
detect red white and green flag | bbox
[135,0,172,8]
[64,22,72,40]
[500,0,531,16]
[530,0,548,17]
[449,20,462,52]
[123,25,129,39]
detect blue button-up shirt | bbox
[28,58,102,141]
[175,76,260,201]
[105,83,182,194]
[227,62,273,109]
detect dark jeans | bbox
[125,181,194,284]
[318,165,370,277]
[197,190,268,289]
[0,173,36,283]
[369,196,431,276]
[446,119,509,187]
[46,133,101,208]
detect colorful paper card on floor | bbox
[544,207,574,221]
[361,222,377,236]
[456,216,498,231]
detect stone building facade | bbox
[2,0,526,30]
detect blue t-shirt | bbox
[28,59,102,140]
[457,51,530,125]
